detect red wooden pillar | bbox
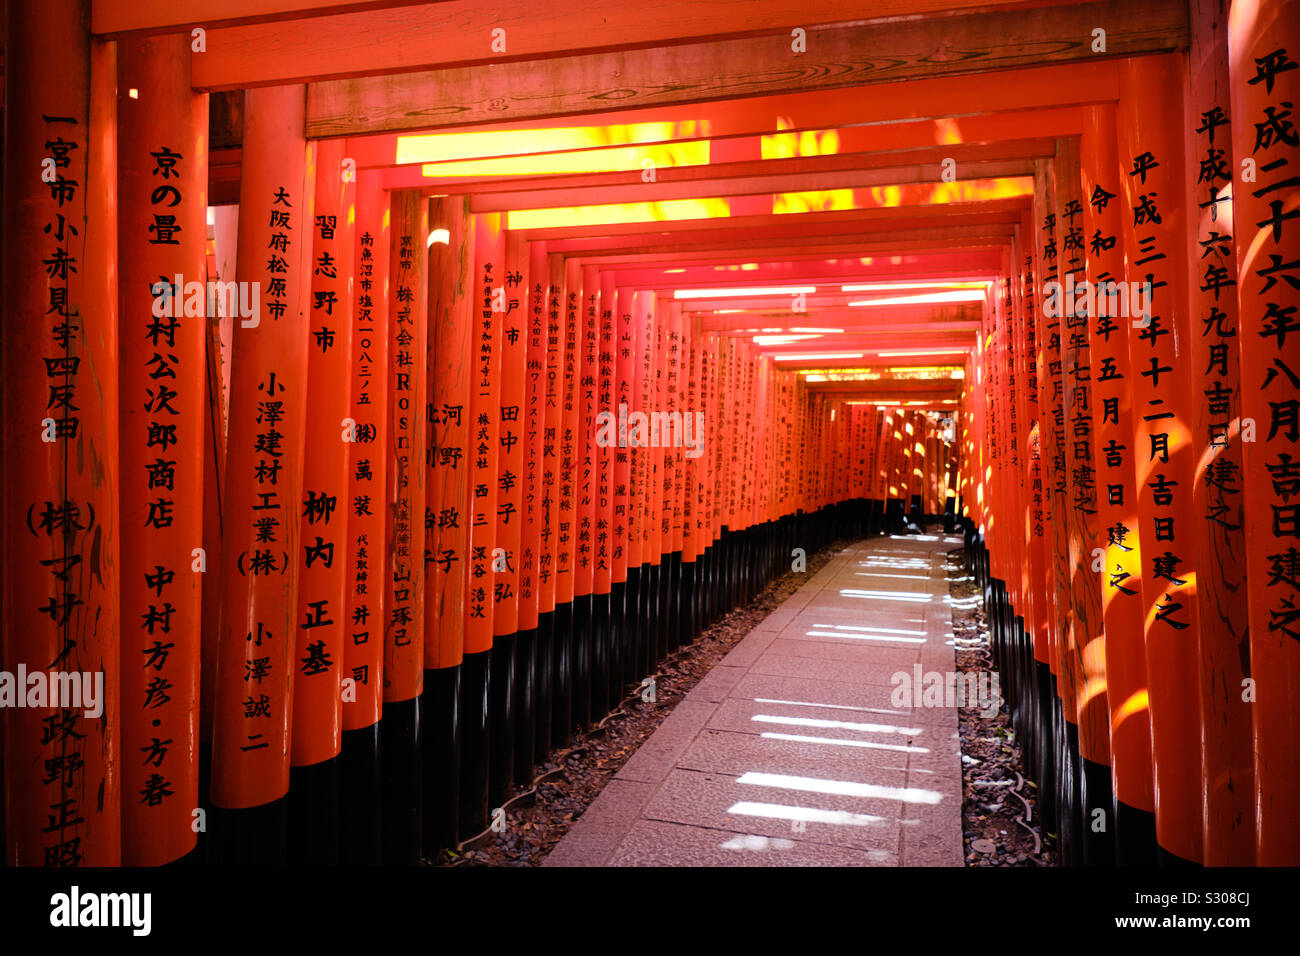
[423,194,472,849]
[1116,54,1205,865]
[591,271,616,713]
[1081,103,1157,863]
[341,174,389,863]
[117,33,205,867]
[1033,155,1075,845]
[570,263,598,726]
[1228,0,1300,866]
[665,299,684,651]
[539,250,567,751]
[210,86,312,862]
[653,297,672,647]
[460,210,502,835]
[630,291,653,675]
[1015,214,1053,784]
[2,0,121,867]
[706,331,721,603]
[515,236,547,782]
[1185,0,1254,865]
[284,137,353,863]
[1058,136,1114,864]
[551,256,583,745]
[613,288,636,683]
[381,188,428,863]
[681,312,701,641]
[487,230,526,804]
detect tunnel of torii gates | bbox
[0,0,1296,870]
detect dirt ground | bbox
[945,545,1057,867]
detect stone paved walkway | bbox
[544,533,967,866]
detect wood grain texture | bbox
[302,0,1178,135]
[191,0,1063,88]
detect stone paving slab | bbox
[543,533,967,867]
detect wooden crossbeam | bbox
[301,0,1180,134]
[378,137,1054,195]
[604,261,995,285]
[188,0,1079,88]
[343,106,1083,171]
[515,196,1030,241]
[471,162,1033,211]
[578,250,1004,272]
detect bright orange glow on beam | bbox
[395,121,710,165]
[849,290,987,307]
[799,366,963,381]
[841,281,989,292]
[675,285,815,299]
[419,140,710,177]
[876,348,971,357]
[773,351,864,361]
[507,197,730,230]
[753,334,821,345]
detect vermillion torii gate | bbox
[1,0,1297,869]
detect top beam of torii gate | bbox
[87,0,1186,138]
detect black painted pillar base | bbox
[341,721,382,865]
[591,590,612,720]
[1059,718,1083,867]
[550,602,573,750]
[1081,756,1116,866]
[680,559,697,646]
[289,755,341,865]
[206,797,289,866]
[611,580,630,693]
[1115,799,1159,867]
[196,739,212,865]
[533,612,554,765]
[625,566,644,684]
[667,551,683,652]
[514,627,537,788]
[1156,845,1202,867]
[457,649,492,841]
[572,592,593,732]
[646,562,662,666]
[488,635,517,809]
[420,665,460,857]
[381,695,422,865]
[1036,662,1057,834]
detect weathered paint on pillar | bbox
[117,33,206,865]
[2,0,122,866]
[494,234,527,636]
[1081,104,1157,824]
[467,212,503,652]
[520,239,548,632]
[384,190,428,704]
[539,252,566,612]
[292,137,353,768]
[343,176,388,732]
[1117,54,1205,864]
[1228,0,1300,866]
[1058,137,1112,778]
[211,85,312,813]
[1186,0,1254,865]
